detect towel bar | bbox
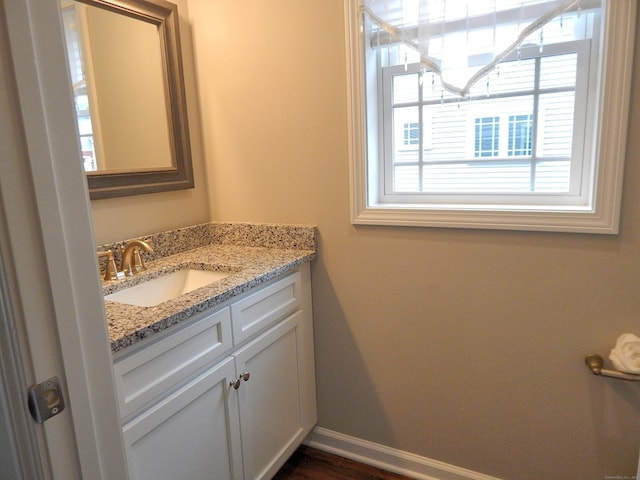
[585,353,640,381]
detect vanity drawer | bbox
[113,307,232,420]
[231,271,301,345]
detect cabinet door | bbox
[233,311,307,480]
[122,356,244,480]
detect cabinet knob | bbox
[230,372,250,390]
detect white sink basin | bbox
[104,269,232,307]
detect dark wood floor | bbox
[272,446,413,480]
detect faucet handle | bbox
[119,245,134,277]
[131,248,147,273]
[97,250,118,281]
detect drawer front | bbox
[230,271,301,345]
[114,307,232,420]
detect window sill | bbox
[351,203,621,234]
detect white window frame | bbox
[345,0,636,234]
[382,42,588,203]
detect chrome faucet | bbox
[120,240,154,276]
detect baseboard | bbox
[304,426,503,480]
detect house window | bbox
[474,117,500,158]
[508,114,533,157]
[471,114,533,158]
[404,122,419,146]
[346,0,634,233]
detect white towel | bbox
[609,333,640,374]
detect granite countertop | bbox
[101,223,317,353]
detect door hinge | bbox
[28,376,65,423]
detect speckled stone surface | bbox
[209,222,317,250]
[100,223,317,352]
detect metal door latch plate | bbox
[28,376,65,423]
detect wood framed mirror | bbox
[60,0,194,199]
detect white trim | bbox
[589,0,635,234]
[0,263,44,480]
[4,0,129,478]
[0,8,46,476]
[346,0,369,231]
[305,427,503,480]
[346,0,636,234]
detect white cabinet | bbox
[113,264,316,480]
[122,356,243,480]
[235,311,307,480]
[113,307,233,421]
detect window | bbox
[475,117,500,158]
[508,115,533,157]
[404,122,420,146]
[346,0,635,233]
[60,2,100,172]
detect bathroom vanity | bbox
[101,223,317,480]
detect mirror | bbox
[60,0,194,199]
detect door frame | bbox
[2,0,128,478]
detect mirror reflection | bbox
[58,0,194,200]
[60,0,173,173]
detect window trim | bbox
[345,0,636,234]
